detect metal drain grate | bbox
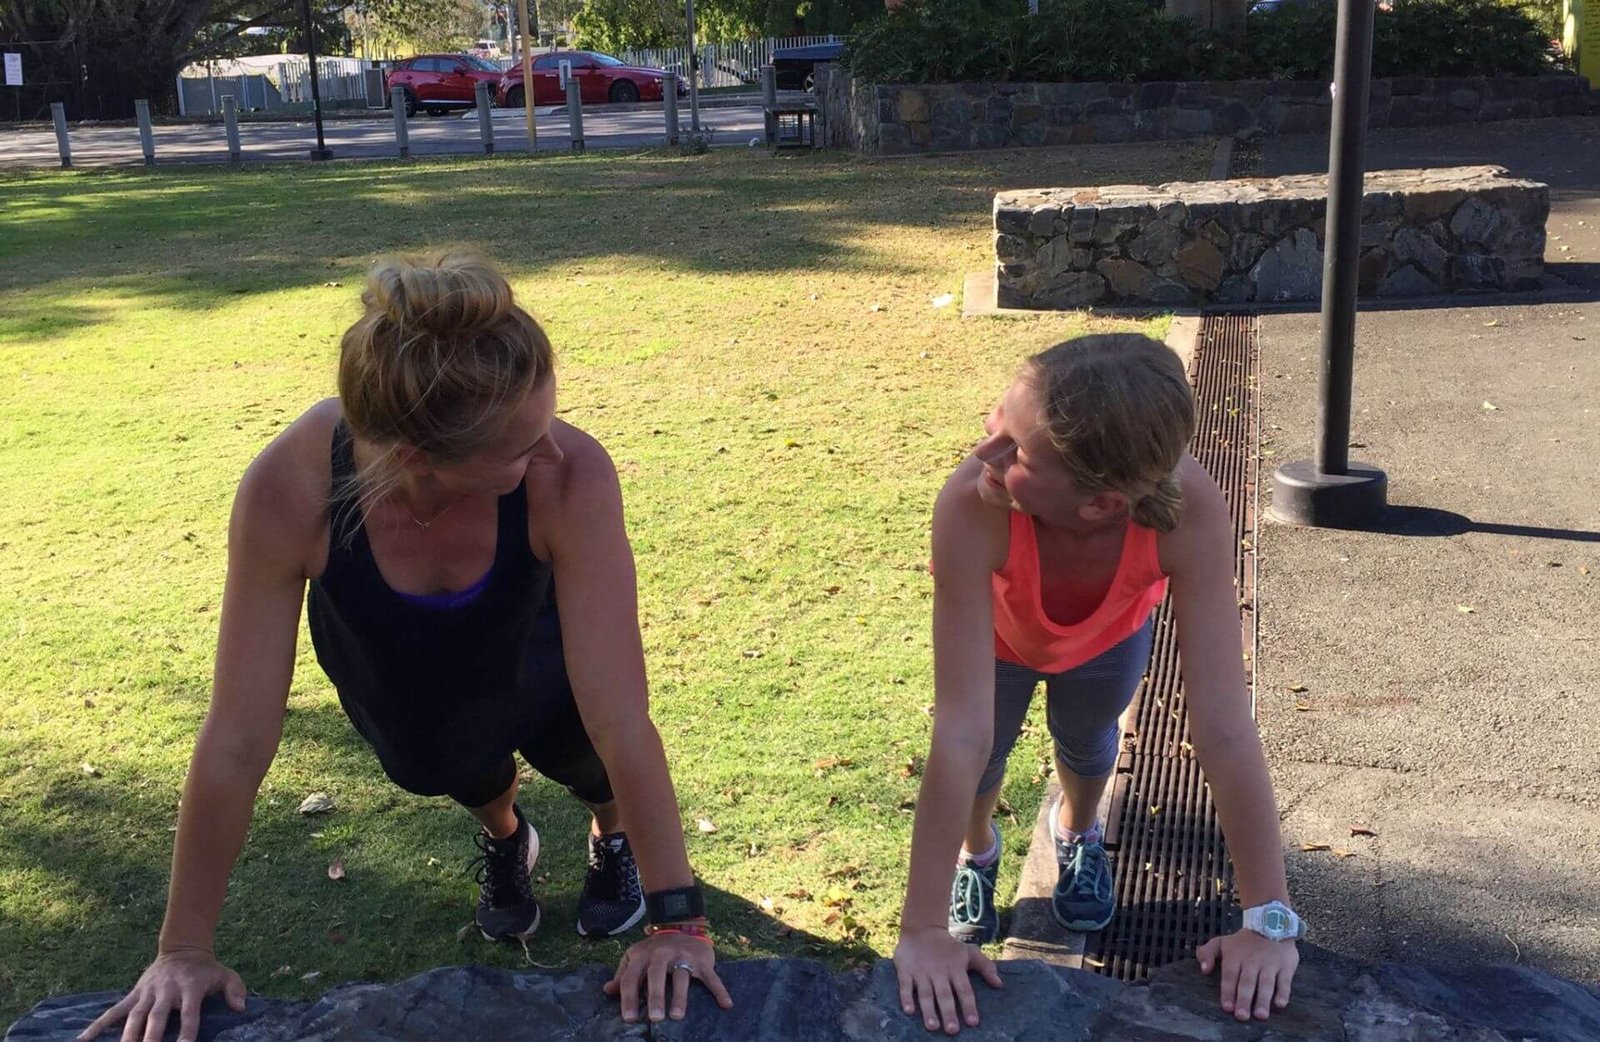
[1085,312,1260,981]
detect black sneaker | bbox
[470,804,542,941]
[576,832,646,938]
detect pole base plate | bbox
[308,147,334,161]
[1269,459,1388,529]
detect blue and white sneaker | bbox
[1050,798,1114,932]
[947,822,1001,945]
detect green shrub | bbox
[1245,0,1552,80]
[842,0,1556,84]
[842,0,1210,84]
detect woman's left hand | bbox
[603,931,734,1023]
[1196,930,1299,1021]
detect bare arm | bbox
[893,460,1007,1035]
[544,431,731,1023]
[82,439,316,1042]
[1163,460,1297,1022]
[1163,468,1286,908]
[546,438,691,895]
[159,461,307,951]
[901,464,1005,932]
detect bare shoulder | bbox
[539,419,619,506]
[525,420,623,559]
[234,399,340,572]
[1157,454,1232,577]
[933,456,1009,575]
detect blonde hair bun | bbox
[364,251,516,337]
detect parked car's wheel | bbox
[609,80,640,104]
[504,85,525,109]
[400,88,419,117]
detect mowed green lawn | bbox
[0,141,1208,1023]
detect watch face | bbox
[1265,909,1288,933]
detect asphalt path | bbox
[0,102,771,169]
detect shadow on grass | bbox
[0,144,1214,342]
[0,695,863,1028]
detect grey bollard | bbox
[663,73,679,146]
[761,64,777,146]
[51,102,71,168]
[565,76,584,154]
[390,86,409,158]
[475,81,494,154]
[135,99,156,165]
[222,95,242,163]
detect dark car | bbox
[496,51,679,108]
[770,41,845,92]
[385,53,504,116]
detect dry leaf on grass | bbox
[1294,701,1314,712]
[456,922,476,943]
[1350,826,1377,837]
[1286,683,1309,693]
[80,762,101,777]
[696,817,718,834]
[298,793,336,815]
[813,756,852,772]
[327,857,346,882]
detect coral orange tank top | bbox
[993,511,1168,673]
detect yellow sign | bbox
[1571,0,1600,79]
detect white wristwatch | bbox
[1242,900,1305,941]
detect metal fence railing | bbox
[175,57,375,116]
[493,35,841,90]
[171,34,841,117]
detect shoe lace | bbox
[1063,840,1111,902]
[471,830,532,906]
[950,864,989,926]
[589,837,643,903]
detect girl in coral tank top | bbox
[893,335,1300,1034]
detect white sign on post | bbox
[558,59,572,91]
[3,53,22,87]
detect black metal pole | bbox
[1269,0,1387,528]
[1315,0,1374,475]
[301,0,333,160]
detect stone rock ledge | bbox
[994,165,1548,308]
[9,945,1600,1041]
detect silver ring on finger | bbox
[670,961,695,973]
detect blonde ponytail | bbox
[1131,473,1185,533]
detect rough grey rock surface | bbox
[816,67,1600,155]
[10,947,1600,1041]
[993,166,1547,308]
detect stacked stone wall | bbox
[815,66,1600,154]
[993,166,1547,308]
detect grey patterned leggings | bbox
[976,617,1155,795]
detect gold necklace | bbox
[401,494,460,531]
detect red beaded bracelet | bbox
[645,923,713,942]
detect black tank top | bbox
[306,422,556,790]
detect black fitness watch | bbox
[645,885,706,925]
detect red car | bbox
[385,54,504,117]
[495,51,678,108]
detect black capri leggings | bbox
[445,696,614,809]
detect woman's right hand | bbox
[893,926,1004,1035]
[77,948,247,1042]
